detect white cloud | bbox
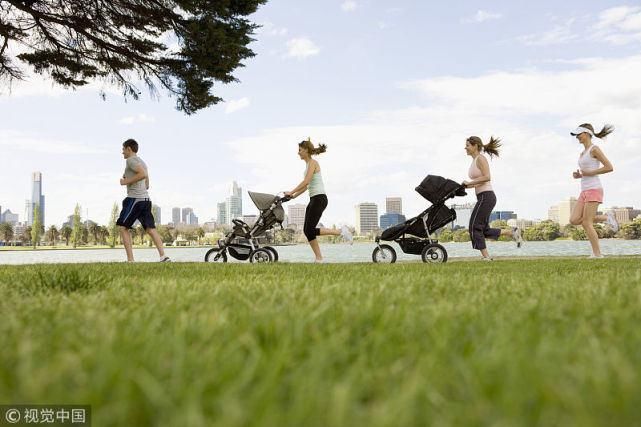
[225,97,251,114]
[257,21,288,37]
[341,1,357,12]
[118,114,156,125]
[0,130,108,154]
[286,38,320,59]
[593,6,641,45]
[517,19,578,46]
[462,10,503,24]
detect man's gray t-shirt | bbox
[124,156,149,198]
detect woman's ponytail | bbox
[299,138,327,156]
[483,136,501,158]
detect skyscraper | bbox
[225,181,242,223]
[386,197,402,215]
[217,202,228,226]
[27,172,45,226]
[182,207,194,224]
[152,205,161,225]
[355,203,379,235]
[287,204,307,230]
[172,207,181,225]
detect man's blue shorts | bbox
[116,197,156,229]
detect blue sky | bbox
[1,1,641,227]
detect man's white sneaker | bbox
[159,256,171,262]
[314,258,325,264]
[340,226,353,245]
[481,256,494,262]
[588,254,604,259]
[606,213,619,233]
[512,227,523,248]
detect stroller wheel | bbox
[421,243,448,264]
[263,246,279,262]
[249,248,273,263]
[372,244,397,263]
[205,247,228,263]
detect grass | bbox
[1,259,641,427]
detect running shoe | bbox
[340,225,354,245]
[606,212,619,233]
[481,256,494,262]
[588,254,604,259]
[159,256,171,262]
[512,227,524,248]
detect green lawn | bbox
[1,260,640,427]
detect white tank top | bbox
[578,145,602,191]
[468,155,493,194]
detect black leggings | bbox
[469,191,501,250]
[304,194,328,241]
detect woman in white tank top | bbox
[568,123,618,258]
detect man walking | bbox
[116,138,170,262]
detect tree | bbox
[1,0,267,114]
[108,202,119,248]
[196,227,205,245]
[60,225,72,246]
[453,229,471,242]
[621,220,641,240]
[31,203,42,248]
[21,226,32,245]
[157,225,174,245]
[0,222,14,245]
[46,225,59,247]
[88,221,100,245]
[523,221,560,241]
[71,204,82,248]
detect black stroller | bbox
[204,192,291,263]
[372,175,466,264]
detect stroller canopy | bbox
[248,191,285,223]
[415,175,465,203]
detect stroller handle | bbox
[276,192,292,203]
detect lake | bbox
[1,240,640,264]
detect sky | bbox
[1,0,641,228]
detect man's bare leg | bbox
[146,228,166,258]
[119,226,134,262]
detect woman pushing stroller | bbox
[285,138,353,263]
[463,136,523,261]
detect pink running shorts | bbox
[578,188,603,203]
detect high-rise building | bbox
[552,198,577,226]
[355,203,379,235]
[172,207,181,225]
[1,209,18,225]
[380,213,406,230]
[287,204,307,230]
[604,206,637,225]
[217,202,228,226]
[152,205,161,225]
[386,197,402,214]
[188,212,199,226]
[450,203,475,229]
[28,172,45,226]
[225,181,243,223]
[489,211,517,222]
[548,206,560,224]
[181,207,193,224]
